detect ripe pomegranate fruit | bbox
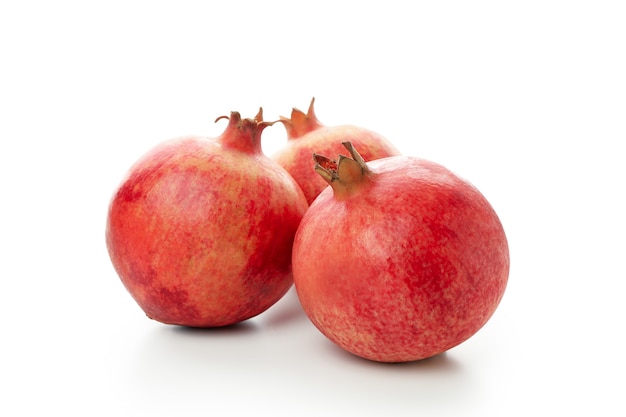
[106,110,308,327]
[292,142,509,362]
[271,98,400,204]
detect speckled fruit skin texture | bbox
[292,144,509,362]
[106,112,308,327]
[272,98,400,204]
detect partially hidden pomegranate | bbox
[106,109,308,327]
[272,98,400,204]
[292,142,509,362]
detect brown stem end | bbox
[278,97,324,139]
[215,108,277,154]
[313,142,371,198]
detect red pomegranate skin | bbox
[292,143,509,362]
[272,98,400,204]
[106,111,308,327]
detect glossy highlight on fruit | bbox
[292,142,509,362]
[272,98,400,204]
[106,109,308,327]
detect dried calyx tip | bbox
[279,97,323,139]
[254,107,264,123]
[306,97,316,117]
[214,108,277,127]
[340,141,367,167]
[287,97,315,119]
[214,113,236,123]
[313,153,338,183]
[313,142,370,188]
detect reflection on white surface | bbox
[107,289,481,416]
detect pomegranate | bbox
[272,98,400,204]
[292,142,509,362]
[106,109,308,327]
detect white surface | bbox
[1,1,625,416]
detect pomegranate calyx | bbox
[214,108,276,129]
[279,97,324,139]
[215,108,277,154]
[313,154,338,184]
[313,142,371,198]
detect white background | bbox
[1,1,625,416]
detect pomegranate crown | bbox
[279,97,324,139]
[215,108,276,153]
[313,142,371,198]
